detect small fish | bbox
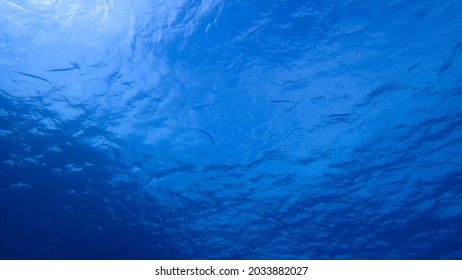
[47,62,81,72]
[326,113,355,118]
[195,128,214,144]
[267,100,295,104]
[322,172,343,182]
[192,104,213,110]
[14,71,52,84]
[47,67,78,72]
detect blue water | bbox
[1,0,462,260]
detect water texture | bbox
[0,0,461,259]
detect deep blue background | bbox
[1,0,462,259]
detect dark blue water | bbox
[1,0,461,260]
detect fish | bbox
[46,66,78,72]
[322,171,343,182]
[14,71,52,84]
[46,62,81,72]
[326,113,355,118]
[267,100,295,104]
[195,128,215,144]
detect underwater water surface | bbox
[1,0,462,259]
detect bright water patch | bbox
[1,0,462,259]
